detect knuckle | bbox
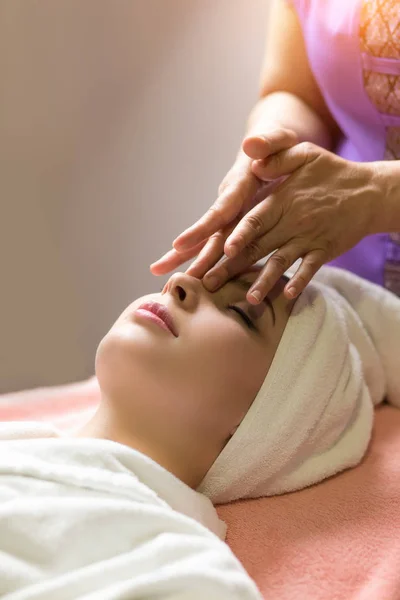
[294,272,310,288]
[301,253,323,276]
[304,255,319,270]
[233,186,247,207]
[323,239,335,260]
[218,184,226,196]
[298,141,316,158]
[288,130,299,144]
[269,151,283,172]
[207,204,224,221]
[218,178,231,195]
[270,252,290,272]
[245,213,264,235]
[281,128,298,143]
[230,229,246,248]
[213,262,230,280]
[218,164,245,196]
[261,133,271,145]
[298,260,320,285]
[210,229,225,243]
[296,212,315,230]
[258,132,271,145]
[218,175,248,202]
[245,241,261,264]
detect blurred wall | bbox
[0,0,269,393]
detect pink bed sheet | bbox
[1,378,399,599]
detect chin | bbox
[95,333,138,401]
[94,331,169,406]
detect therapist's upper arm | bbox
[259,0,340,142]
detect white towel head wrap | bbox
[198,267,400,504]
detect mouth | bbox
[135,302,178,337]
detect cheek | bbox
[180,321,269,423]
[194,321,266,376]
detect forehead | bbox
[228,266,289,286]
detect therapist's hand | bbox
[150,128,298,277]
[199,144,378,302]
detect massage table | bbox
[1,376,399,599]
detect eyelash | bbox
[227,305,256,331]
[160,286,256,331]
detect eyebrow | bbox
[229,276,276,326]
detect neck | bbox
[74,396,202,490]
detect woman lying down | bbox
[1,266,399,599]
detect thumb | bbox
[243,129,298,160]
[251,141,317,181]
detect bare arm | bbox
[151,0,342,275]
[371,160,400,234]
[244,0,341,151]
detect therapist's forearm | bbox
[243,91,335,151]
[370,160,400,234]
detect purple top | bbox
[289,0,400,295]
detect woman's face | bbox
[96,268,295,481]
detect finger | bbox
[283,249,325,299]
[150,239,207,275]
[186,218,238,278]
[185,230,226,280]
[172,174,261,253]
[251,141,317,182]
[224,195,280,258]
[245,243,305,304]
[242,129,298,160]
[202,228,288,292]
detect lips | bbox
[135,301,178,337]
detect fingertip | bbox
[149,260,160,272]
[151,261,170,274]
[185,262,204,280]
[285,285,298,299]
[242,135,270,159]
[247,290,262,305]
[203,274,223,292]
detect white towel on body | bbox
[0,424,262,600]
[199,266,400,504]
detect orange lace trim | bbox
[360,0,400,159]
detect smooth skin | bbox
[78,269,294,489]
[151,0,400,303]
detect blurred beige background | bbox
[0,0,269,393]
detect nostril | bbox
[176,285,186,301]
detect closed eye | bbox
[227,306,256,331]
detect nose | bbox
[164,272,202,311]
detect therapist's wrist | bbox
[366,160,400,235]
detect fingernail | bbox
[249,290,262,303]
[204,275,220,291]
[286,286,297,299]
